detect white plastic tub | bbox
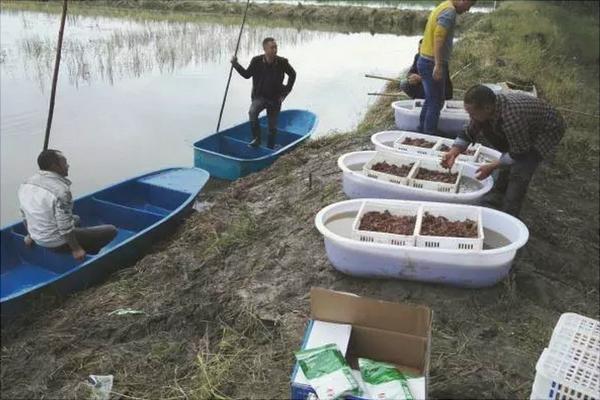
[392,100,470,137]
[338,151,494,204]
[314,199,529,288]
[372,130,502,166]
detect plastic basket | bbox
[549,313,600,355]
[362,152,418,186]
[415,204,484,251]
[433,138,482,163]
[530,348,600,400]
[392,132,440,156]
[351,201,421,247]
[408,158,463,194]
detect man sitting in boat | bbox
[18,149,118,261]
[231,37,296,149]
[442,84,565,217]
[400,38,453,100]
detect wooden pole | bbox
[215,0,250,133]
[43,0,68,151]
[364,74,403,83]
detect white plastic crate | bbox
[351,201,421,247]
[408,158,463,194]
[362,151,418,186]
[392,131,440,156]
[433,138,482,163]
[415,204,484,251]
[549,313,600,356]
[530,348,600,400]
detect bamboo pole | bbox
[42,0,68,151]
[216,0,250,133]
[364,74,403,83]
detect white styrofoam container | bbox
[362,152,419,186]
[351,201,421,247]
[415,203,484,251]
[392,132,439,156]
[549,313,600,355]
[433,138,482,163]
[409,158,463,194]
[530,348,600,400]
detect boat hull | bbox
[1,167,209,320]
[193,109,318,180]
[392,100,469,138]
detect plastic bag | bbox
[359,358,414,400]
[295,344,361,400]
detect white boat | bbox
[371,130,502,165]
[392,100,469,137]
[314,199,529,288]
[338,151,494,204]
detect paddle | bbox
[43,0,68,150]
[215,0,251,134]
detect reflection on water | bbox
[8,10,335,89]
[1,8,420,224]
[231,0,494,12]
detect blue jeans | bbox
[417,57,446,135]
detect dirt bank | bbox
[1,1,599,399]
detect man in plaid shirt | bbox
[442,84,565,217]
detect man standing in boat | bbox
[231,37,296,149]
[18,149,118,260]
[442,85,565,217]
[417,0,476,135]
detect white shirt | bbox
[18,171,74,248]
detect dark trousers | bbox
[51,224,118,254]
[249,97,281,139]
[417,57,447,135]
[481,152,541,218]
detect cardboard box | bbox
[291,288,433,400]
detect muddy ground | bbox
[1,2,599,399]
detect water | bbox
[1,8,422,224]
[324,211,511,249]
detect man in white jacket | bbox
[18,149,117,261]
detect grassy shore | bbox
[1,1,599,399]
[1,0,482,35]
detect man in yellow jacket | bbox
[418,0,476,136]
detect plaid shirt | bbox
[459,93,565,160]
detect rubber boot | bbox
[249,122,261,148]
[267,130,277,149]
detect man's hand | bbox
[72,247,86,261]
[24,235,33,247]
[441,146,462,169]
[433,63,443,81]
[408,73,421,85]
[476,160,501,180]
[230,56,238,65]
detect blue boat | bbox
[1,167,209,319]
[193,109,318,180]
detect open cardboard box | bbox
[291,288,433,400]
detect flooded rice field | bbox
[1,7,421,224]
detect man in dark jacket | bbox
[401,39,453,100]
[231,37,296,149]
[442,84,565,217]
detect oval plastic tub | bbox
[338,151,494,204]
[391,100,470,138]
[371,130,502,166]
[314,199,529,288]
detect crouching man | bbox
[442,84,565,217]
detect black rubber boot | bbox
[267,130,277,149]
[249,123,261,148]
